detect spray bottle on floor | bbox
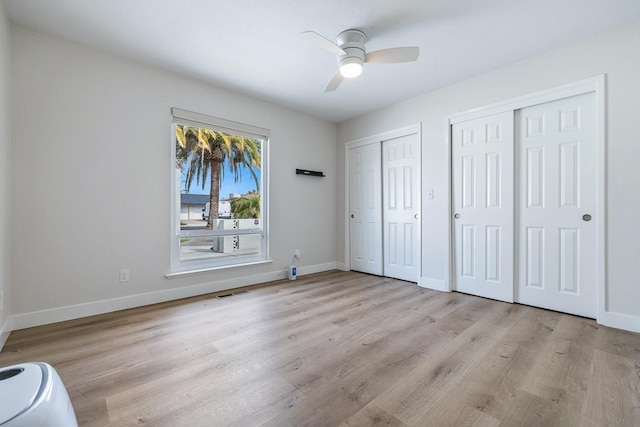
[289,253,298,280]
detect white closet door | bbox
[452,111,514,302]
[517,92,597,318]
[349,143,383,275]
[382,133,420,282]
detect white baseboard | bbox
[597,310,640,333]
[9,263,337,332]
[335,262,348,271]
[418,277,449,292]
[297,262,337,276]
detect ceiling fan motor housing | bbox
[336,29,366,72]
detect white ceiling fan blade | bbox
[324,71,344,92]
[365,47,419,64]
[301,31,345,55]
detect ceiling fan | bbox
[301,29,419,92]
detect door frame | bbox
[446,75,606,321]
[344,123,422,277]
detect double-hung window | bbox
[169,108,269,274]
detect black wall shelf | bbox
[296,168,325,177]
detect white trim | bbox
[449,76,604,124]
[418,277,449,292]
[0,316,11,351]
[595,75,607,320]
[165,259,274,278]
[344,123,422,274]
[9,263,337,332]
[345,124,422,149]
[444,119,453,292]
[169,111,270,275]
[598,311,640,334]
[171,107,270,140]
[336,262,348,271]
[343,144,351,272]
[447,75,614,326]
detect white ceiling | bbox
[4,0,640,123]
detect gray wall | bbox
[9,24,337,327]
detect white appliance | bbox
[0,362,78,426]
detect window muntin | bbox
[170,108,269,273]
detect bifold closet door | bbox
[452,111,514,302]
[517,92,597,318]
[349,143,383,276]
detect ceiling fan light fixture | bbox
[339,57,363,78]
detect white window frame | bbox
[168,108,270,276]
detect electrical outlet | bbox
[119,269,130,283]
[294,249,301,259]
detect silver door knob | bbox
[414,214,419,220]
[454,213,460,219]
[350,214,354,219]
[582,214,592,222]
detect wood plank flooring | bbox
[1,270,639,426]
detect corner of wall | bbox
[0,0,12,353]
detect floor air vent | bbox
[215,290,249,299]
[216,293,234,299]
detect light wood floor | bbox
[1,270,639,426]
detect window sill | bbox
[165,259,274,279]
